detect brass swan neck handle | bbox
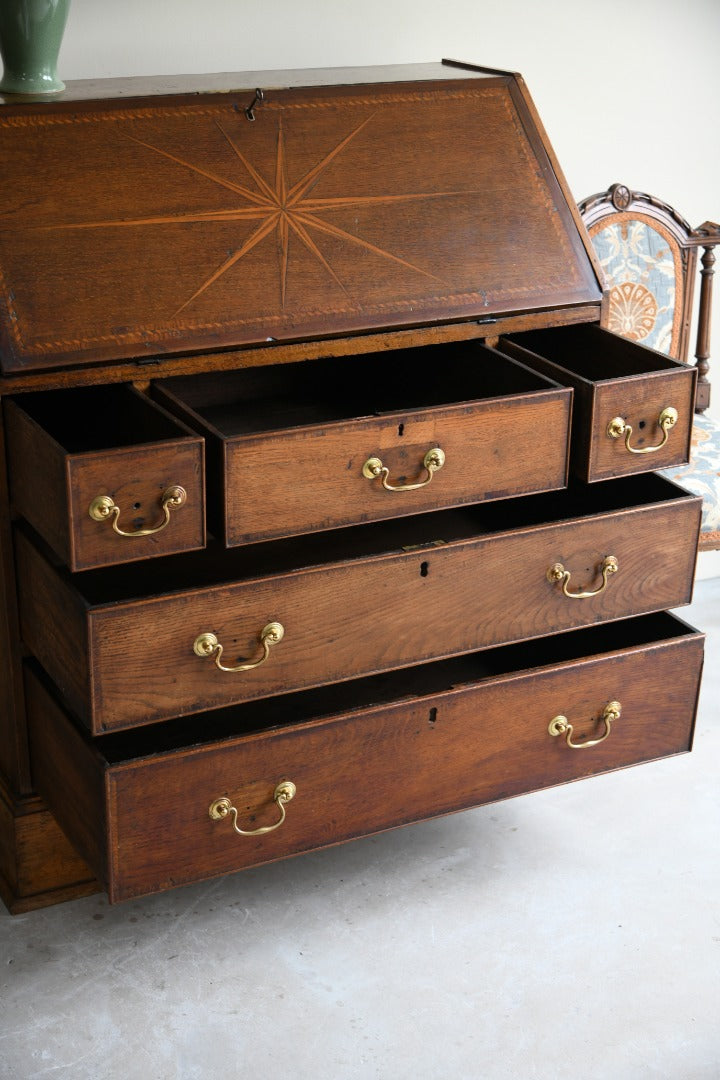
[363,447,445,492]
[89,485,187,537]
[547,556,618,599]
[607,407,678,454]
[549,701,621,749]
[193,622,285,673]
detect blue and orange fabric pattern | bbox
[588,214,683,356]
[661,412,720,546]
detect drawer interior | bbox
[153,341,560,437]
[5,384,194,452]
[41,611,700,763]
[30,471,692,605]
[503,324,684,381]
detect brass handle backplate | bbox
[89,485,187,537]
[362,447,445,491]
[209,781,296,836]
[547,555,618,599]
[549,700,621,749]
[607,406,678,454]
[193,621,284,673]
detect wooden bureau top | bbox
[0,60,603,378]
[0,61,502,107]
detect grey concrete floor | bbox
[1,579,719,1080]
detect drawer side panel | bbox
[4,399,71,566]
[15,530,90,721]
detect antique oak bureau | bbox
[0,62,704,911]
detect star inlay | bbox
[42,112,478,319]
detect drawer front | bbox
[222,390,570,544]
[15,487,701,733]
[154,348,572,545]
[589,370,695,480]
[4,392,205,571]
[66,441,205,571]
[26,622,704,902]
[500,326,696,482]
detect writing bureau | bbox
[0,61,703,910]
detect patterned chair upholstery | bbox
[579,183,720,551]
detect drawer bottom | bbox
[27,613,704,903]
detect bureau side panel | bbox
[0,782,97,913]
[0,408,32,791]
[25,669,108,888]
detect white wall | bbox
[58,0,719,217]
[58,0,720,370]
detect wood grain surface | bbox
[0,64,703,915]
[15,480,701,733]
[0,74,601,371]
[155,344,572,544]
[501,325,696,481]
[26,620,704,902]
[4,388,205,570]
[0,777,97,912]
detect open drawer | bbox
[152,342,572,545]
[499,324,696,482]
[15,474,701,734]
[26,612,704,903]
[3,385,205,571]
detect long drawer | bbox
[153,342,571,545]
[16,474,701,734]
[26,613,705,903]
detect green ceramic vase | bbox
[0,0,70,95]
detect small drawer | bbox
[15,474,701,735]
[26,612,704,903]
[499,324,696,482]
[3,385,205,571]
[153,342,572,545]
